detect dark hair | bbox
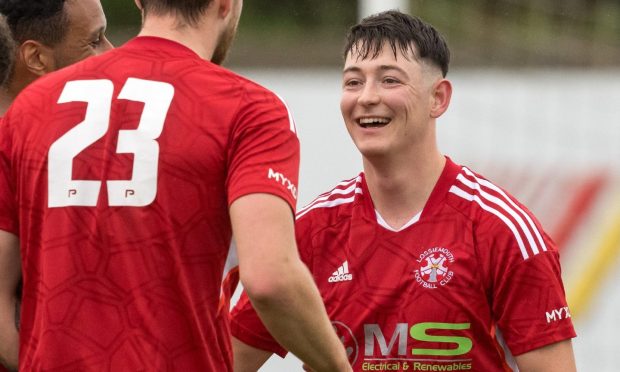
[0,14,14,86]
[343,10,450,77]
[0,0,68,46]
[140,0,214,26]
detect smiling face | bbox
[51,0,112,69]
[340,43,447,161]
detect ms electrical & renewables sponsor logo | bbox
[360,322,473,371]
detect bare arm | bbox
[514,339,576,372]
[230,194,351,372]
[232,336,273,372]
[0,230,19,371]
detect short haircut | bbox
[0,14,14,86]
[343,10,450,77]
[0,0,69,46]
[139,0,214,26]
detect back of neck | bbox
[138,16,216,61]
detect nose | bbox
[100,37,114,53]
[358,81,380,106]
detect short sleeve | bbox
[480,214,576,356]
[0,114,18,235]
[226,88,299,211]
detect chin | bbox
[356,143,390,160]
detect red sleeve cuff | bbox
[230,317,288,358]
[508,325,576,356]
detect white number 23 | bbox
[48,78,174,208]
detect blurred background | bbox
[105,0,619,370]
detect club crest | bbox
[413,247,455,289]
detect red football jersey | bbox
[231,157,575,371]
[0,37,299,371]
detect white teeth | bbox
[359,117,389,124]
[358,117,390,127]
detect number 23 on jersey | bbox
[48,78,174,208]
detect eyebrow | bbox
[343,65,408,75]
[88,25,106,39]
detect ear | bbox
[430,78,452,119]
[19,40,56,77]
[134,0,143,11]
[217,0,234,18]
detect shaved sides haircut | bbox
[343,10,450,77]
[0,0,69,46]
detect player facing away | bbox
[0,0,113,116]
[0,0,352,371]
[231,10,577,372]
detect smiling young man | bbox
[0,0,351,371]
[0,0,113,115]
[231,10,577,372]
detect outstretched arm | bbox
[230,193,350,372]
[0,230,19,371]
[515,339,576,372]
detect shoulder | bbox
[445,164,549,260]
[226,71,288,111]
[296,174,363,225]
[446,164,530,224]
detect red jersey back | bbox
[0,37,299,371]
[232,158,575,371]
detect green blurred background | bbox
[102,0,620,68]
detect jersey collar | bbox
[354,156,462,229]
[123,36,203,60]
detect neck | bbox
[363,145,445,230]
[0,88,13,116]
[138,15,219,61]
[0,74,32,116]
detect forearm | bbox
[231,194,350,372]
[0,230,20,370]
[245,260,349,372]
[0,296,18,371]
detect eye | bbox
[383,77,400,85]
[89,34,104,47]
[343,79,362,88]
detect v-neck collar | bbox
[355,156,461,231]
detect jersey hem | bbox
[0,220,17,236]
[228,187,297,214]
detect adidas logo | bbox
[328,261,353,283]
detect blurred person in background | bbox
[0,0,113,115]
[0,15,13,88]
[232,10,577,372]
[0,0,351,370]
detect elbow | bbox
[240,265,296,310]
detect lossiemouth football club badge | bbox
[413,247,455,289]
